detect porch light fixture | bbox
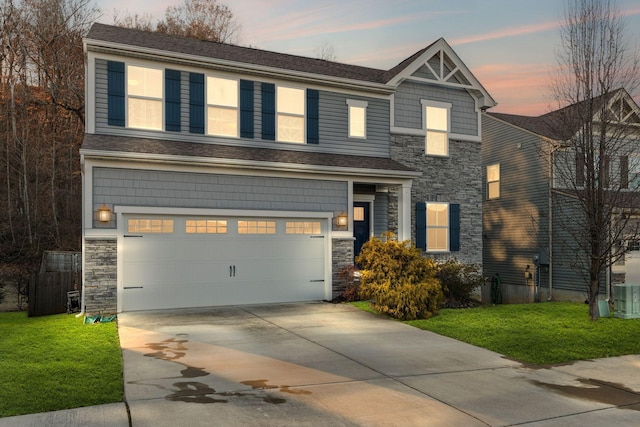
[335,212,348,227]
[98,204,111,222]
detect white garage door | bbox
[122,215,327,311]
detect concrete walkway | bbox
[2,302,640,426]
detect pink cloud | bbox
[451,20,561,46]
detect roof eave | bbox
[79,148,422,179]
[84,38,395,95]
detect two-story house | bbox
[81,23,495,314]
[482,89,640,303]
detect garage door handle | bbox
[124,286,143,289]
[310,235,324,238]
[124,235,143,238]
[229,265,236,277]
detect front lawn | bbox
[354,301,640,365]
[0,312,123,417]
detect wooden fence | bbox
[28,271,82,317]
[28,251,82,317]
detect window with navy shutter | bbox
[449,203,460,252]
[165,69,181,132]
[417,201,460,252]
[261,83,275,140]
[240,80,254,138]
[189,73,205,134]
[416,202,427,251]
[107,61,125,127]
[307,89,319,144]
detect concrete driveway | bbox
[118,302,640,426]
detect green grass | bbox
[0,312,123,417]
[353,301,640,365]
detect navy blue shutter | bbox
[189,73,205,134]
[449,203,460,252]
[165,69,181,132]
[107,61,125,127]
[306,89,319,144]
[240,80,254,138]
[416,202,426,251]
[261,83,275,140]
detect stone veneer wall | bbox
[391,135,483,266]
[331,238,355,299]
[84,239,117,315]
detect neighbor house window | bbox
[426,202,448,251]
[207,76,238,137]
[487,163,500,199]
[285,221,321,234]
[238,220,276,234]
[347,100,367,138]
[628,156,640,189]
[422,100,451,156]
[127,65,163,130]
[277,86,305,143]
[128,218,174,233]
[186,219,228,234]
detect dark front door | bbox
[353,202,370,261]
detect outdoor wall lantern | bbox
[98,204,111,222]
[335,211,348,227]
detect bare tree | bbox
[156,0,240,43]
[547,0,640,319]
[314,41,336,61]
[112,9,153,31]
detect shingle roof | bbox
[488,89,629,141]
[86,23,394,84]
[81,134,418,176]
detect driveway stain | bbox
[167,382,228,404]
[143,338,188,361]
[533,378,640,410]
[242,379,312,396]
[181,366,209,378]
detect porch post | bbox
[398,182,412,241]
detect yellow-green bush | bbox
[356,232,444,320]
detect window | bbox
[354,206,365,221]
[422,100,450,156]
[628,156,640,189]
[127,65,163,130]
[426,202,448,251]
[347,100,367,138]
[238,220,276,234]
[487,164,500,199]
[286,221,321,234]
[128,219,174,233]
[207,76,238,137]
[186,219,228,234]
[277,86,305,143]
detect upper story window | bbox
[347,99,367,139]
[426,202,449,252]
[422,100,451,156]
[487,163,500,199]
[127,65,163,130]
[277,86,305,143]
[207,76,238,137]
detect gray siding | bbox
[92,167,348,213]
[482,115,551,291]
[94,58,389,157]
[374,192,388,236]
[393,81,477,136]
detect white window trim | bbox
[346,99,368,139]
[421,99,452,157]
[126,64,164,131]
[487,163,500,200]
[276,85,306,144]
[426,201,449,252]
[206,75,240,138]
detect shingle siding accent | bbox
[93,167,348,213]
[373,192,388,236]
[391,134,482,265]
[83,239,117,315]
[394,81,477,136]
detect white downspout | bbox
[548,144,554,301]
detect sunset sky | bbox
[95,0,640,116]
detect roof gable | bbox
[384,38,496,109]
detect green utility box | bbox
[614,284,640,319]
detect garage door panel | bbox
[122,215,327,311]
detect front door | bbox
[353,202,371,261]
